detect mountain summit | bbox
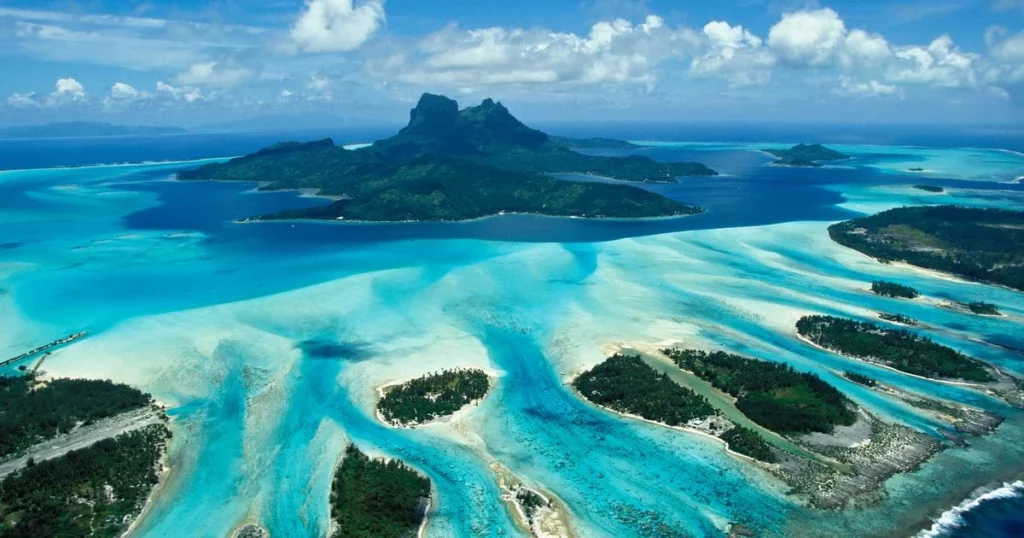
[178,93,717,222]
[382,94,548,157]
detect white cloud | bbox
[842,29,891,67]
[768,8,847,67]
[887,35,979,87]
[6,92,39,109]
[399,16,699,90]
[289,0,386,53]
[834,76,903,98]
[691,21,774,86]
[986,27,1024,63]
[156,81,204,103]
[109,82,140,100]
[176,61,255,87]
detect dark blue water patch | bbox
[297,339,374,361]
[941,484,1024,538]
[118,180,325,234]
[0,242,23,250]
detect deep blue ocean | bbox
[1,124,1022,538]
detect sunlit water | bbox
[0,136,1022,537]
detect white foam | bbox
[916,480,1024,538]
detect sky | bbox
[0,0,1022,128]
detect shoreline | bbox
[0,156,235,174]
[233,208,705,227]
[566,381,763,467]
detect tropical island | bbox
[0,375,169,537]
[912,184,943,192]
[0,375,154,457]
[843,372,878,387]
[796,315,994,382]
[878,312,918,325]
[0,121,185,139]
[572,354,714,427]
[871,280,920,299]
[764,144,850,167]
[664,349,857,434]
[954,301,1002,316]
[828,206,1024,291]
[330,445,431,538]
[178,94,717,222]
[377,369,490,426]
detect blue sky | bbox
[1,0,1022,127]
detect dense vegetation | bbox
[828,206,1024,291]
[572,354,714,427]
[377,369,489,426]
[844,372,878,387]
[878,313,917,325]
[960,301,1001,316]
[797,315,994,382]
[179,94,715,222]
[0,424,170,538]
[871,280,920,299]
[0,375,153,458]
[765,144,849,167]
[665,349,856,434]
[913,185,944,193]
[330,445,430,538]
[720,426,775,463]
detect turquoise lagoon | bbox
[0,139,1022,537]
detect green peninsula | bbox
[829,206,1024,291]
[765,144,849,167]
[797,315,994,382]
[664,349,856,434]
[178,94,716,222]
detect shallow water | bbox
[1,135,1022,537]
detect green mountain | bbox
[178,93,716,222]
[765,143,849,167]
[0,121,186,139]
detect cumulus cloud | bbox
[109,82,140,100]
[887,35,979,88]
[290,0,386,53]
[768,8,847,67]
[691,21,774,86]
[6,92,39,108]
[834,76,903,98]
[156,81,204,103]
[398,16,698,89]
[175,61,255,87]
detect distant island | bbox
[829,206,1024,291]
[178,93,717,222]
[912,184,943,192]
[330,444,430,538]
[908,167,926,173]
[0,121,186,139]
[377,369,490,426]
[797,315,994,382]
[871,280,920,299]
[764,143,849,167]
[879,312,918,326]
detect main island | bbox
[177,93,717,222]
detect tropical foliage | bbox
[664,349,856,434]
[0,424,169,538]
[720,426,775,463]
[0,375,152,457]
[377,369,489,426]
[829,206,1024,291]
[573,354,714,427]
[330,445,430,538]
[797,315,994,382]
[871,280,919,299]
